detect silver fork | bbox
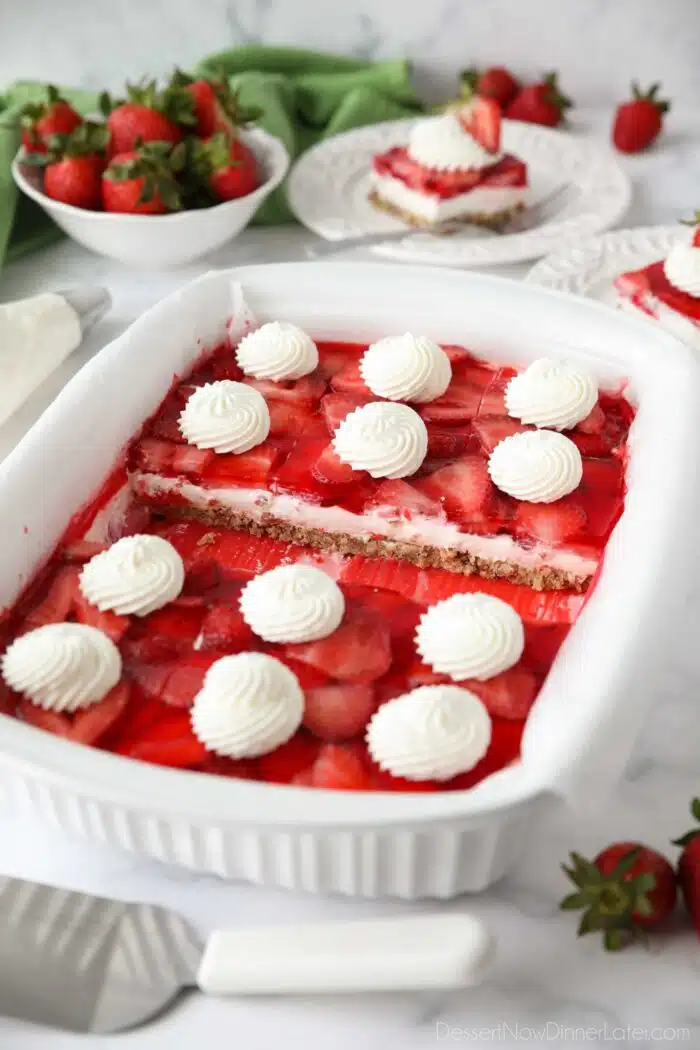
[305,182,579,259]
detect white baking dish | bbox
[0,263,698,899]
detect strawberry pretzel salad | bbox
[0,286,634,794]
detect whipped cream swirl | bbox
[2,623,122,712]
[239,565,345,644]
[359,334,452,403]
[179,381,270,454]
[408,112,501,172]
[236,322,319,380]
[488,430,583,503]
[663,243,700,298]
[416,593,525,682]
[191,652,304,759]
[332,401,428,479]
[505,359,598,431]
[366,684,492,781]
[79,535,185,617]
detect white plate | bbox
[287,118,631,267]
[526,224,683,307]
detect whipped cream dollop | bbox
[179,380,270,454]
[236,322,319,380]
[190,652,304,759]
[488,430,583,503]
[79,534,185,617]
[333,401,428,479]
[505,359,598,431]
[2,623,122,712]
[359,334,452,403]
[408,112,501,172]
[663,242,700,298]
[415,593,525,682]
[239,564,345,644]
[366,684,492,781]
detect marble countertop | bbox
[2,111,700,1048]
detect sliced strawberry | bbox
[370,767,439,792]
[481,159,528,187]
[523,623,570,673]
[303,684,378,741]
[195,603,256,653]
[291,767,315,786]
[213,531,297,580]
[198,754,258,779]
[116,502,153,539]
[19,701,72,738]
[577,404,605,434]
[472,416,529,453]
[73,587,131,642]
[172,445,216,478]
[313,442,365,486]
[202,445,277,486]
[131,438,175,474]
[117,711,208,768]
[478,368,516,416]
[317,341,366,378]
[425,424,475,458]
[61,540,108,564]
[403,657,450,689]
[614,268,650,299]
[415,456,492,523]
[160,654,221,708]
[365,479,443,519]
[467,668,539,720]
[258,731,320,784]
[515,500,587,545]
[0,680,17,717]
[409,568,584,626]
[287,605,392,683]
[458,96,501,153]
[581,457,624,494]
[73,682,131,745]
[339,555,420,597]
[273,655,329,690]
[569,432,612,458]
[182,559,221,596]
[310,743,374,790]
[245,375,326,405]
[446,717,524,790]
[267,401,327,439]
[320,393,368,434]
[23,566,79,628]
[150,411,186,443]
[329,360,372,396]
[210,356,244,381]
[419,378,484,424]
[140,603,205,651]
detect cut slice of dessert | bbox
[614,217,700,350]
[129,323,633,593]
[369,98,528,228]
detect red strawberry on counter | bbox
[102,79,192,156]
[612,83,670,153]
[506,73,572,127]
[560,842,677,950]
[462,66,520,109]
[672,798,700,938]
[19,85,82,154]
[190,131,259,201]
[37,122,109,210]
[102,141,186,214]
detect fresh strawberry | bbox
[258,731,320,784]
[169,69,262,139]
[36,122,109,210]
[329,360,372,396]
[171,445,216,478]
[19,86,82,154]
[310,743,374,791]
[117,710,208,768]
[365,479,443,519]
[467,668,538,720]
[458,96,501,153]
[414,456,492,523]
[287,605,392,683]
[202,445,277,486]
[464,66,520,108]
[303,684,378,741]
[73,586,131,643]
[195,603,257,653]
[320,393,368,434]
[103,79,190,156]
[612,83,669,154]
[190,132,259,202]
[472,416,528,453]
[23,566,79,628]
[313,443,364,486]
[506,73,572,127]
[102,142,186,214]
[560,843,677,950]
[672,798,700,938]
[515,500,587,545]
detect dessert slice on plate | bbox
[614,217,700,350]
[369,99,528,228]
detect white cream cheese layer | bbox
[371,172,528,224]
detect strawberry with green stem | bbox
[612,83,669,154]
[24,121,109,210]
[506,72,572,127]
[672,798,700,937]
[101,79,194,157]
[102,141,186,214]
[168,68,262,139]
[189,131,259,202]
[18,85,83,154]
[560,843,677,951]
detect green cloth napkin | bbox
[0,46,423,268]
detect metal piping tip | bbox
[57,286,112,337]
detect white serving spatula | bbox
[0,874,494,1034]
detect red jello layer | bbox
[130,341,634,560]
[373,147,527,199]
[617,260,700,323]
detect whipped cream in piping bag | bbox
[2,623,122,711]
[505,359,598,431]
[366,684,492,781]
[663,242,700,298]
[416,593,525,682]
[359,334,452,403]
[408,112,501,172]
[333,401,428,479]
[236,322,319,380]
[79,534,185,617]
[488,430,583,503]
[179,381,270,454]
[190,652,304,759]
[239,565,345,644]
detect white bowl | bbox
[1,263,699,898]
[12,128,289,269]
